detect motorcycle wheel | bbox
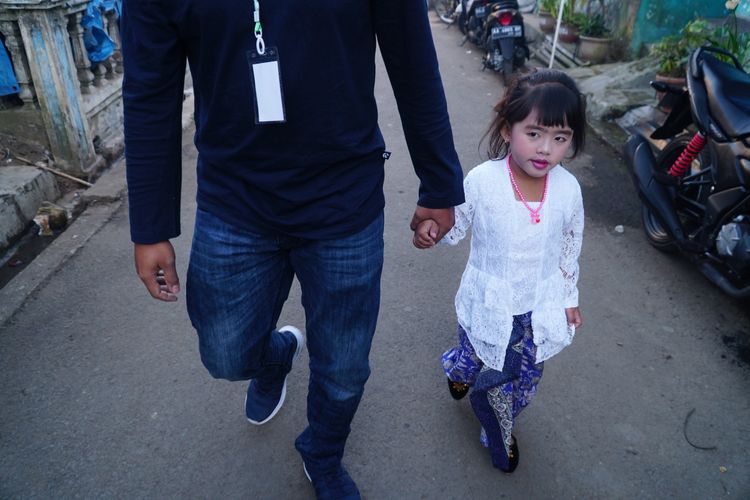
[458,10,468,34]
[434,0,456,24]
[502,58,513,86]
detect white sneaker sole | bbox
[246,325,305,426]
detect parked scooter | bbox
[433,0,460,24]
[458,0,495,46]
[481,0,529,85]
[623,46,750,298]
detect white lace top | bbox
[441,158,584,370]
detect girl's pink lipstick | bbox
[531,159,549,170]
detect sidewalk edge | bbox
[0,93,195,329]
[0,200,122,328]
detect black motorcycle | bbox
[624,46,750,298]
[458,0,494,46]
[481,0,529,85]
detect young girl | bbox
[414,68,585,473]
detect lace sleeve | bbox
[560,184,584,307]
[439,172,476,246]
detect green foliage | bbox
[539,0,577,19]
[651,1,750,78]
[650,19,713,77]
[562,0,580,23]
[539,0,559,15]
[577,14,610,38]
[706,5,750,71]
[543,0,611,36]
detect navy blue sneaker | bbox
[303,462,361,500]
[245,326,305,425]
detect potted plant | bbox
[650,19,711,110]
[578,14,613,63]
[557,0,581,43]
[651,19,712,78]
[538,0,558,34]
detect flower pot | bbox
[578,35,613,64]
[557,22,579,43]
[538,11,556,34]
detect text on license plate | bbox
[491,25,522,39]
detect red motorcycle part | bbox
[498,11,513,25]
[668,132,707,177]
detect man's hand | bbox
[409,206,455,243]
[565,307,582,329]
[134,241,180,302]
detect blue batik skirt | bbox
[441,312,544,471]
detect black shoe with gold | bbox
[503,435,519,473]
[447,377,470,400]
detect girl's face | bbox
[503,109,574,180]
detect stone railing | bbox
[0,0,126,177]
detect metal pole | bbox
[549,0,567,68]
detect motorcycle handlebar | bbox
[650,81,685,94]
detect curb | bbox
[0,200,122,327]
[588,118,630,157]
[0,93,195,329]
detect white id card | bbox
[247,47,286,124]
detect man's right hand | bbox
[134,241,180,302]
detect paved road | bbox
[1,13,749,499]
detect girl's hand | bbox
[565,307,582,329]
[413,219,439,249]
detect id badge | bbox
[247,47,286,124]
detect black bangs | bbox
[507,82,586,154]
[530,83,580,129]
[483,68,587,159]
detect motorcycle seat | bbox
[495,0,520,9]
[704,54,750,139]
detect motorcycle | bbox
[623,46,750,298]
[433,0,460,24]
[480,0,529,85]
[458,0,494,47]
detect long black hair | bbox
[484,68,586,159]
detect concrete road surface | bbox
[1,13,749,499]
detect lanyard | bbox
[253,0,266,55]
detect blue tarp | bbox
[82,0,121,63]
[0,40,19,96]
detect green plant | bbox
[562,0,580,23]
[539,0,559,15]
[650,19,712,77]
[705,0,750,71]
[578,14,610,37]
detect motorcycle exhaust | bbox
[698,260,750,299]
[623,135,687,243]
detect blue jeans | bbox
[186,208,384,475]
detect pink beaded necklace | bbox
[507,153,548,224]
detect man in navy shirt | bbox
[122,0,463,497]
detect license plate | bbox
[475,6,487,17]
[491,25,522,39]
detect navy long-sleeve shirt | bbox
[121,0,464,243]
